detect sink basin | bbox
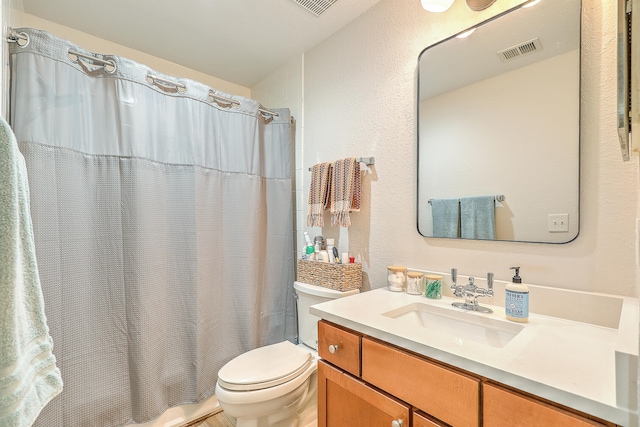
[382,302,524,348]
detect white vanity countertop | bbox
[310,287,639,427]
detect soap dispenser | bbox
[505,266,529,323]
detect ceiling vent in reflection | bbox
[497,38,543,62]
[293,0,338,16]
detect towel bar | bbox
[428,195,505,205]
[308,157,375,171]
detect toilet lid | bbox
[217,341,313,391]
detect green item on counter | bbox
[425,274,442,299]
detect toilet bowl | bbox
[214,341,318,427]
[215,281,359,427]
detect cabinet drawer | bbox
[414,411,449,427]
[318,320,361,376]
[362,337,480,427]
[483,383,607,427]
[318,360,409,427]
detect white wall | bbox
[19,14,250,98]
[254,0,640,297]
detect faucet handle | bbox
[451,268,457,285]
[487,272,494,290]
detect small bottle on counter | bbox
[406,271,424,295]
[326,238,336,263]
[505,266,529,323]
[424,274,443,299]
[304,245,316,260]
[387,266,407,292]
[341,252,349,264]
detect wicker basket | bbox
[296,259,362,291]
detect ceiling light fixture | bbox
[420,0,455,12]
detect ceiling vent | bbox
[497,38,543,62]
[293,0,338,16]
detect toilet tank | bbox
[294,281,359,351]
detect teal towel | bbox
[0,117,63,427]
[431,198,460,238]
[460,196,496,240]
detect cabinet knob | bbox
[391,420,403,427]
[328,344,339,354]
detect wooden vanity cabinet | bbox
[361,337,479,427]
[317,320,361,377]
[317,320,617,427]
[483,383,611,427]
[317,320,465,427]
[414,411,450,427]
[318,360,410,427]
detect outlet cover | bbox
[548,214,569,232]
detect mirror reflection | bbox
[417,0,580,243]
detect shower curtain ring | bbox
[67,49,117,74]
[8,30,29,47]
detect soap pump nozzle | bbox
[509,266,522,283]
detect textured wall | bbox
[258,0,640,297]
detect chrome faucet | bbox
[450,268,494,314]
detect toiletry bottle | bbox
[305,245,316,261]
[326,238,336,263]
[303,232,315,260]
[505,266,529,323]
[314,236,325,251]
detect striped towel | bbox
[307,162,332,227]
[330,158,361,227]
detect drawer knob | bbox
[328,344,339,354]
[391,420,404,427]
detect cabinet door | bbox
[318,360,409,427]
[414,411,450,427]
[483,383,607,427]
[362,337,479,427]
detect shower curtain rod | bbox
[7,28,280,118]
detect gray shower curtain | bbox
[8,28,296,427]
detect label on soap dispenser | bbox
[505,290,529,319]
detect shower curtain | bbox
[8,28,296,427]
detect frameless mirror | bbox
[417,0,581,243]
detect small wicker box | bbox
[296,259,362,291]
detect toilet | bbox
[214,281,359,427]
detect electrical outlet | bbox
[548,214,569,232]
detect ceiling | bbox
[20,0,383,88]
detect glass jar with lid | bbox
[425,274,443,299]
[386,266,407,292]
[406,271,424,295]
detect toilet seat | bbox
[218,341,313,391]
